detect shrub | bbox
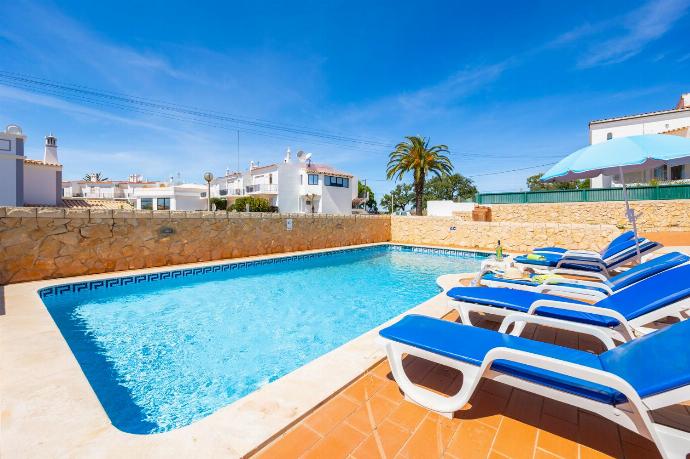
[230,196,275,212]
[210,197,227,211]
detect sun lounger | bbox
[379,314,690,458]
[480,251,690,301]
[533,230,634,256]
[513,237,661,278]
[448,263,690,342]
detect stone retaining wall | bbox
[390,216,621,252]
[0,207,390,284]
[489,200,690,232]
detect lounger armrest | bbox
[556,258,609,276]
[527,300,634,339]
[498,314,616,349]
[535,284,609,301]
[481,348,643,406]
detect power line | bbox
[0,70,396,149]
[466,162,557,178]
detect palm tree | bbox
[386,136,453,215]
[83,172,109,182]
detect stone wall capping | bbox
[0,207,6,218]
[213,211,229,219]
[152,211,171,219]
[64,209,90,219]
[36,208,65,218]
[112,210,136,219]
[6,207,37,218]
[89,209,113,220]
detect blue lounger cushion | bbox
[380,314,690,403]
[533,231,635,255]
[380,314,624,403]
[451,263,690,328]
[483,251,689,293]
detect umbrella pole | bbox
[619,166,641,263]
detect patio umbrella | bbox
[541,134,690,260]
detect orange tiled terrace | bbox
[255,309,686,459]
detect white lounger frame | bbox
[451,295,690,343]
[381,332,690,458]
[479,275,614,301]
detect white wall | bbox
[173,194,206,210]
[589,109,690,187]
[320,175,355,215]
[426,200,476,216]
[276,163,301,212]
[23,164,60,206]
[0,156,18,206]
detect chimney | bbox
[677,93,690,109]
[44,133,58,164]
[249,160,255,170]
[284,147,291,163]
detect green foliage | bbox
[649,178,660,187]
[210,197,227,211]
[386,135,453,215]
[380,183,414,213]
[83,172,108,182]
[230,196,274,212]
[423,173,477,206]
[527,173,590,191]
[357,181,378,212]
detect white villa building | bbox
[211,149,357,214]
[62,174,164,200]
[589,92,690,188]
[0,124,62,207]
[133,184,207,211]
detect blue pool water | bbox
[40,245,485,434]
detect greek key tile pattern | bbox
[38,245,489,299]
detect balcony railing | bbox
[245,184,277,194]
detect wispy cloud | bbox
[553,0,690,68]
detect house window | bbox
[670,165,685,181]
[653,165,667,181]
[157,198,171,210]
[200,192,207,197]
[140,198,153,210]
[606,133,613,140]
[325,175,349,188]
[300,175,303,185]
[308,174,319,185]
[269,173,273,184]
[219,189,228,196]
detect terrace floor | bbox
[254,309,690,459]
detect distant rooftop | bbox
[590,93,690,125]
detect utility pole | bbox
[237,130,240,172]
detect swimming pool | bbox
[39,244,485,434]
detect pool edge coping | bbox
[1,242,482,458]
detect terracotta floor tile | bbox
[579,445,617,459]
[621,440,662,459]
[537,414,579,459]
[350,436,381,459]
[372,361,393,381]
[505,389,543,426]
[255,424,321,458]
[376,379,404,403]
[397,415,456,459]
[302,422,366,459]
[367,420,410,458]
[455,390,509,429]
[618,427,660,453]
[304,395,360,435]
[347,395,398,434]
[478,379,513,401]
[386,401,429,432]
[487,452,511,459]
[343,373,387,403]
[444,419,497,459]
[533,449,562,459]
[541,398,578,425]
[492,417,538,459]
[577,411,623,458]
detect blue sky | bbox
[1,0,689,198]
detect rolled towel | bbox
[526,253,546,261]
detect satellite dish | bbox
[296,150,306,161]
[6,124,22,135]
[304,153,312,161]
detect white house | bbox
[0,124,62,207]
[133,184,206,211]
[63,174,164,200]
[589,93,690,188]
[215,149,357,214]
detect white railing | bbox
[246,184,277,193]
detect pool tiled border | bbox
[1,242,484,458]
